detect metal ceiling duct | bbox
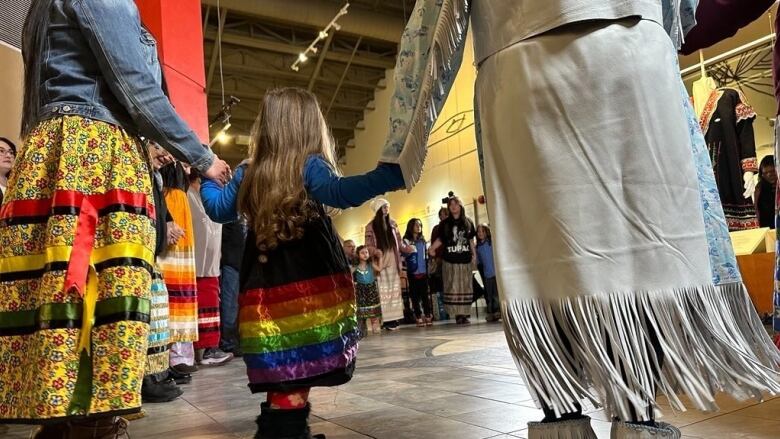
[201,0,404,44]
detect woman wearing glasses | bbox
[0,137,16,202]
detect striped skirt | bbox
[146,268,170,375]
[442,261,473,317]
[158,189,198,343]
[0,116,154,421]
[194,276,220,349]
[241,273,358,392]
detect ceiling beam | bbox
[204,30,394,70]
[215,62,383,90]
[308,32,334,91]
[208,91,372,113]
[201,0,404,44]
[227,115,361,132]
[205,9,228,95]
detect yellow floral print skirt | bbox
[0,116,155,422]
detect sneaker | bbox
[171,363,198,374]
[221,345,244,357]
[142,376,183,403]
[425,316,434,327]
[416,318,425,327]
[197,348,234,366]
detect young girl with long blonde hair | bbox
[200,87,404,439]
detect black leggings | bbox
[409,275,433,318]
[541,312,664,423]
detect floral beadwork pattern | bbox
[0,116,154,421]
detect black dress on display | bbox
[700,87,759,231]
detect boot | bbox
[611,421,681,439]
[30,423,68,439]
[142,375,183,403]
[254,402,325,439]
[67,417,129,439]
[528,416,597,439]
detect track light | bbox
[290,2,350,71]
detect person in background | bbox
[0,137,16,203]
[429,196,477,324]
[342,239,358,266]
[365,199,412,331]
[476,224,500,322]
[219,219,246,356]
[139,144,184,406]
[199,87,404,439]
[188,170,233,366]
[429,207,449,320]
[403,218,433,327]
[1,1,231,436]
[354,245,383,336]
[159,162,201,380]
[755,155,777,228]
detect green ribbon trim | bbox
[0,296,151,329]
[241,317,357,354]
[67,349,93,416]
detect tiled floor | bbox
[3,321,778,438]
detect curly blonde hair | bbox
[238,88,340,253]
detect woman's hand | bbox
[204,157,232,185]
[167,221,185,245]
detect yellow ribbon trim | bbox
[76,266,98,355]
[0,242,154,274]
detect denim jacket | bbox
[36,0,214,172]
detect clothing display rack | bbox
[682,34,775,97]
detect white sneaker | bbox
[197,348,234,366]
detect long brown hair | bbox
[238,88,339,252]
[371,208,394,252]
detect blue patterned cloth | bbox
[662,0,699,49]
[379,0,470,186]
[663,0,741,285]
[679,78,742,285]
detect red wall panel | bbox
[136,0,209,143]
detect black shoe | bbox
[171,363,198,374]
[142,376,183,403]
[255,402,325,439]
[167,367,193,385]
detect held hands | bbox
[743,171,757,199]
[167,221,185,245]
[205,157,232,186]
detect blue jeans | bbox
[219,266,240,352]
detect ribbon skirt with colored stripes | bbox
[241,272,359,393]
[0,116,155,422]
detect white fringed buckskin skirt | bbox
[475,17,780,420]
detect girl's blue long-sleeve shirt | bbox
[200,155,405,224]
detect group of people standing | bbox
[344,194,500,335]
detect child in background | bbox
[476,224,500,322]
[199,87,404,439]
[403,218,434,327]
[354,245,383,336]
